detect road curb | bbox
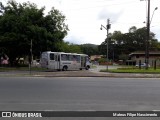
[1,70,160,78]
[1,74,160,78]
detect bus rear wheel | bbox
[62,66,68,71]
[85,66,90,70]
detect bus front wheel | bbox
[85,66,90,70]
[62,66,68,71]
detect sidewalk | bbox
[0,70,160,78]
[90,70,160,78]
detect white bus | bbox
[40,51,91,71]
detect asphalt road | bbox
[0,77,160,112]
[0,75,159,120]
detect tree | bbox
[0,1,68,66]
[99,26,159,61]
[56,41,82,53]
[129,26,137,33]
[81,44,100,56]
[98,31,123,61]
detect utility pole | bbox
[146,0,150,69]
[106,19,110,71]
[141,0,158,69]
[29,39,32,74]
[100,19,111,71]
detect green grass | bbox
[0,67,47,72]
[91,65,97,69]
[100,67,160,73]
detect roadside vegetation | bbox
[1,1,160,68]
[0,66,47,72]
[100,66,160,73]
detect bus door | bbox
[72,55,76,69]
[74,55,81,69]
[81,56,86,68]
[55,54,60,70]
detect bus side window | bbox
[77,55,80,63]
[50,53,54,60]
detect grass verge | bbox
[0,67,47,72]
[100,67,160,73]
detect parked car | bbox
[135,63,150,67]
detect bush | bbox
[98,58,106,63]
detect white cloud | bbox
[2,0,160,45]
[98,8,124,22]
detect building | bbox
[128,51,160,66]
[90,55,103,61]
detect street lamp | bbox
[142,6,158,69]
[146,2,158,69]
[150,7,158,24]
[145,0,150,70]
[100,19,111,71]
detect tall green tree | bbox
[56,41,82,53]
[99,26,159,61]
[81,44,100,56]
[0,1,68,65]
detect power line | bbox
[64,1,137,11]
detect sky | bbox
[2,0,160,45]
